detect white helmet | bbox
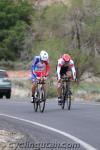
[40,50,48,61]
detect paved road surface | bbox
[0,98,100,150]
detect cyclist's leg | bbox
[31,85,37,103]
[67,81,72,95]
[57,81,62,101]
[32,83,37,96]
[31,71,42,98]
[57,67,65,104]
[64,67,72,94]
[31,75,37,103]
[42,83,47,98]
[57,66,69,104]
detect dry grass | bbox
[29,0,71,7]
[0,130,23,150]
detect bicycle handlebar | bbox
[61,76,70,82]
[36,76,47,84]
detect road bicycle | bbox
[33,77,46,113]
[60,76,72,110]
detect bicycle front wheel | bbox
[33,100,38,112]
[33,90,39,112]
[39,89,46,113]
[61,86,66,109]
[67,95,71,110]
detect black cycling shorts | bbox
[60,66,69,77]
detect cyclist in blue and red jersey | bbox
[31,50,50,103]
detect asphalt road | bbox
[0,98,100,150]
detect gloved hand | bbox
[58,78,61,83]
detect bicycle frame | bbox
[61,77,72,110]
[33,78,46,113]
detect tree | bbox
[0,0,33,60]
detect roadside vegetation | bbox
[0,0,100,77]
[11,77,100,102]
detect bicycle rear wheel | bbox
[39,89,46,113]
[33,90,39,112]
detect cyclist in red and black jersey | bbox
[56,54,76,104]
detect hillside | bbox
[0,0,100,99]
[34,0,70,7]
[32,0,100,77]
[0,0,100,78]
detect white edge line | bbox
[78,102,100,106]
[0,113,97,150]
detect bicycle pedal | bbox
[58,101,62,105]
[39,100,42,103]
[40,99,44,102]
[31,96,35,103]
[68,91,72,95]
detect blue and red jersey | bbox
[31,56,50,79]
